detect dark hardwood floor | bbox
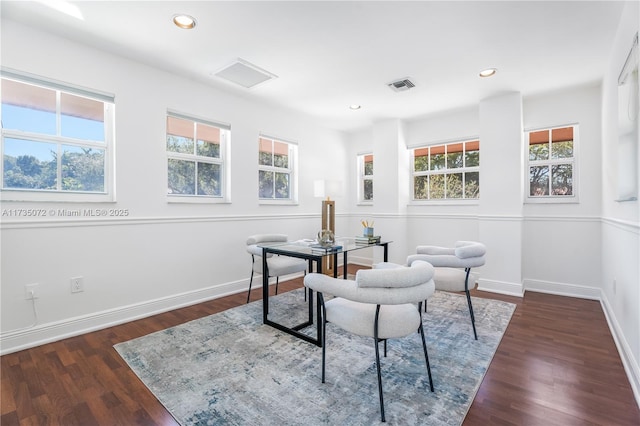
[2,265,639,425]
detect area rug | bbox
[114,289,515,425]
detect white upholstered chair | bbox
[303,260,436,423]
[246,234,307,303]
[406,240,486,340]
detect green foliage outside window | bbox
[412,140,480,200]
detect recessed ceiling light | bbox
[173,14,197,29]
[349,105,362,110]
[479,68,497,78]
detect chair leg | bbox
[319,293,327,384]
[373,305,386,423]
[418,302,434,392]
[464,268,478,340]
[246,268,254,304]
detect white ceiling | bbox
[1,1,627,132]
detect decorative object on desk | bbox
[317,229,335,248]
[114,289,516,425]
[360,219,374,237]
[315,179,337,276]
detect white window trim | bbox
[0,69,116,203]
[165,110,231,204]
[258,134,298,205]
[524,124,579,204]
[409,138,480,204]
[357,152,373,205]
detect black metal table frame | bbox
[262,241,389,346]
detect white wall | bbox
[522,84,603,297]
[2,7,639,406]
[0,20,348,353]
[600,0,640,404]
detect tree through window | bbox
[258,136,297,200]
[412,140,480,200]
[527,125,576,200]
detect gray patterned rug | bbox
[114,289,515,425]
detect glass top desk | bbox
[258,238,390,346]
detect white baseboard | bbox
[477,278,524,297]
[0,278,251,355]
[600,292,640,409]
[523,278,601,300]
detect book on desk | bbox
[355,236,381,245]
[310,244,342,253]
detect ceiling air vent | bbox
[213,58,277,89]
[387,78,416,92]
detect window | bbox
[357,153,373,203]
[258,135,297,202]
[1,71,114,201]
[412,140,480,200]
[526,125,577,201]
[166,111,230,201]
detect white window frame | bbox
[258,134,298,205]
[524,124,579,204]
[410,138,480,203]
[166,110,231,204]
[357,152,373,205]
[0,69,115,203]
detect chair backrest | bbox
[246,234,289,256]
[408,241,486,268]
[349,261,435,305]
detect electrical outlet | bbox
[25,283,39,299]
[70,276,84,293]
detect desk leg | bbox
[343,251,348,279]
[382,243,389,262]
[262,248,269,322]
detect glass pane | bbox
[430,145,446,170]
[273,141,289,168]
[551,127,573,159]
[3,138,57,190]
[529,130,549,161]
[446,173,463,198]
[197,162,221,196]
[464,172,480,199]
[196,123,220,158]
[259,138,272,166]
[414,148,428,172]
[465,141,479,167]
[446,143,464,169]
[364,179,373,200]
[274,171,290,198]
[61,145,105,191]
[414,175,428,199]
[1,79,56,134]
[364,155,373,175]
[551,164,573,195]
[168,158,195,194]
[429,174,445,199]
[259,170,274,198]
[60,93,105,141]
[529,165,549,196]
[167,117,194,154]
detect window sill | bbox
[0,190,114,203]
[258,199,299,206]
[409,199,479,206]
[524,195,579,204]
[167,195,230,204]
